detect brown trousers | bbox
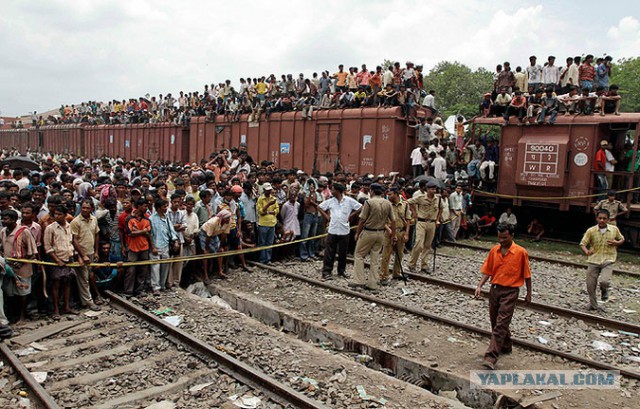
[380,230,406,280]
[485,284,519,364]
[586,262,613,309]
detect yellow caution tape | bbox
[6,226,352,268]
[473,186,640,201]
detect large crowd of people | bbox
[0,54,634,347]
[20,61,433,128]
[481,55,622,125]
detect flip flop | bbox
[52,313,61,321]
[62,309,79,316]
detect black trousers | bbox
[322,233,349,276]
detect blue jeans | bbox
[299,213,319,260]
[538,107,558,124]
[257,225,275,263]
[468,160,481,179]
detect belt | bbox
[417,218,436,222]
[363,227,385,232]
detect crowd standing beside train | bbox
[0,54,634,370]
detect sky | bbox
[1,0,639,117]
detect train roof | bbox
[471,112,640,126]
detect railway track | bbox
[445,241,640,278]
[0,291,325,409]
[347,256,640,335]
[248,260,640,381]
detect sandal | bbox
[62,309,79,316]
[52,313,61,321]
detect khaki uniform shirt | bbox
[594,199,627,221]
[407,193,442,221]
[359,197,395,230]
[70,214,99,256]
[389,201,410,230]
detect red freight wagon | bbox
[469,114,640,245]
[189,107,417,176]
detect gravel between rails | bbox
[209,262,640,408]
[284,256,640,374]
[433,246,640,324]
[130,289,469,409]
[7,307,282,409]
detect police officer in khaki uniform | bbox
[593,190,628,225]
[407,180,442,273]
[380,187,410,284]
[351,183,396,291]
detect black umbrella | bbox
[0,155,40,171]
[413,175,445,189]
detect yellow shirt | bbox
[255,82,268,95]
[256,195,279,227]
[580,224,624,265]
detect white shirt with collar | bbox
[319,195,362,236]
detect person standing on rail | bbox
[256,183,279,264]
[593,190,628,226]
[318,183,362,280]
[475,223,532,370]
[70,200,101,311]
[580,209,624,312]
[351,183,396,292]
[407,180,442,274]
[380,186,410,284]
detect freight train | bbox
[1,108,639,246]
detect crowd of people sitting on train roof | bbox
[479,55,622,125]
[23,61,433,128]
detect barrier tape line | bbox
[474,186,640,201]
[6,229,336,268]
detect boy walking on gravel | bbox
[475,223,531,370]
[580,209,624,312]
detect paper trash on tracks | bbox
[592,340,614,351]
[29,371,47,384]
[162,316,182,327]
[601,331,619,338]
[228,394,261,408]
[356,385,387,405]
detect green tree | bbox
[426,61,494,119]
[611,57,640,112]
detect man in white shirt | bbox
[526,55,543,91]
[422,90,436,115]
[449,184,464,240]
[411,145,425,178]
[499,208,518,229]
[318,183,362,280]
[542,56,560,91]
[433,151,447,183]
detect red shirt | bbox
[594,148,606,171]
[126,215,150,252]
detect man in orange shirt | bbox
[332,65,348,92]
[475,223,532,369]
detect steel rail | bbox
[0,343,61,409]
[347,256,640,335]
[249,262,640,380]
[444,242,640,277]
[105,290,326,409]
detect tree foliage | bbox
[426,61,493,119]
[611,57,640,113]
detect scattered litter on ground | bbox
[162,315,182,327]
[592,340,613,351]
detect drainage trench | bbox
[206,284,518,409]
